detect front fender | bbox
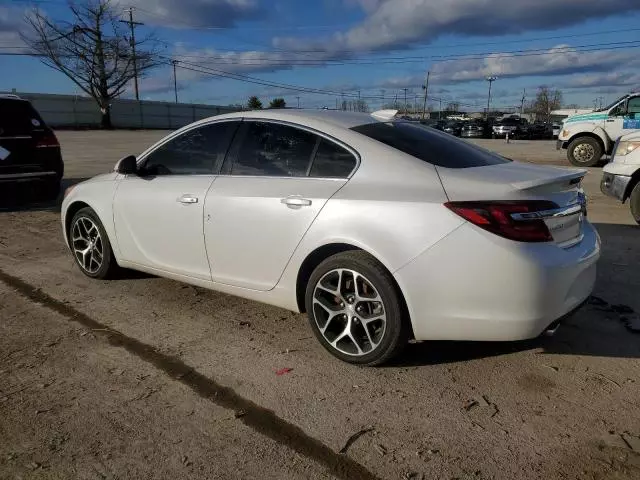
[558,122,611,153]
[61,174,121,260]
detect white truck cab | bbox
[601,131,640,224]
[557,93,640,167]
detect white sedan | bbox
[61,109,600,365]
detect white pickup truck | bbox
[601,131,640,224]
[557,93,640,167]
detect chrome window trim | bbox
[223,117,361,179]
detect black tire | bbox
[69,207,120,279]
[630,182,640,226]
[305,251,410,366]
[567,137,603,167]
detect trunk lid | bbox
[437,161,587,247]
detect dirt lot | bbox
[1,131,639,480]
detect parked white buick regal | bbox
[61,109,600,365]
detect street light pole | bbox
[485,76,497,119]
[172,60,178,103]
[421,71,430,121]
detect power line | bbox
[164,40,640,66]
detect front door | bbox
[204,121,357,291]
[605,96,640,142]
[113,120,240,280]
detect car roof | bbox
[199,109,379,130]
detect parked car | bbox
[62,109,599,365]
[528,122,553,140]
[601,131,640,224]
[552,123,561,139]
[443,121,464,136]
[428,120,447,131]
[557,93,640,166]
[461,122,488,138]
[0,94,63,201]
[492,117,529,139]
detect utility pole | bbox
[519,88,526,118]
[421,71,430,120]
[380,89,385,109]
[120,8,144,101]
[439,98,442,120]
[296,96,300,109]
[485,76,497,119]
[172,60,178,103]
[403,88,408,114]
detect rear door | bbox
[204,120,357,291]
[0,98,56,177]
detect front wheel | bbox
[567,137,603,167]
[69,207,120,279]
[305,251,410,366]
[630,182,640,225]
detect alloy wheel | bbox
[312,268,387,356]
[71,216,103,274]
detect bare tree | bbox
[529,86,563,123]
[23,1,161,128]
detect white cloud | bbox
[129,0,261,28]
[275,0,640,55]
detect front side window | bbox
[309,139,357,178]
[351,121,510,168]
[141,121,239,176]
[230,122,317,177]
[627,96,640,117]
[609,101,628,117]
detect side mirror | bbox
[115,155,137,175]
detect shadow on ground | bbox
[0,177,89,213]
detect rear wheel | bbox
[69,207,119,279]
[567,137,602,167]
[305,251,410,366]
[630,182,640,225]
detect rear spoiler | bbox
[510,169,586,191]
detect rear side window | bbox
[309,139,356,178]
[0,99,45,135]
[141,121,239,176]
[351,121,510,168]
[230,122,317,177]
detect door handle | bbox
[606,119,615,122]
[178,194,199,204]
[281,196,312,207]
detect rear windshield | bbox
[0,99,46,134]
[350,121,511,168]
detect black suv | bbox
[0,95,63,201]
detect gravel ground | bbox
[1,131,639,480]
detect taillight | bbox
[445,200,557,242]
[36,130,60,148]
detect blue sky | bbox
[1,0,640,111]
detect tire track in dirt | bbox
[0,267,380,480]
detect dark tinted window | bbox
[309,139,357,178]
[231,122,317,176]
[0,99,45,134]
[351,121,511,168]
[142,121,239,176]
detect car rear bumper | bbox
[394,221,600,342]
[600,172,631,202]
[0,171,59,182]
